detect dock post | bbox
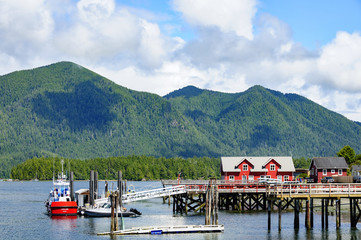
[325,199,329,229]
[336,199,340,229]
[321,199,324,228]
[90,170,94,206]
[278,199,282,231]
[115,191,119,231]
[205,185,210,225]
[110,192,115,233]
[310,198,314,228]
[351,198,357,228]
[118,171,122,208]
[267,199,271,231]
[94,171,98,200]
[305,199,311,229]
[215,186,219,225]
[70,171,74,201]
[294,199,299,229]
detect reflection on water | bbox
[2,181,361,240]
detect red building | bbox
[221,156,295,182]
[309,157,349,183]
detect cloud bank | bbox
[1,0,361,121]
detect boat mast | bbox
[61,159,64,180]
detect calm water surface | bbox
[1,181,361,239]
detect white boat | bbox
[83,202,141,217]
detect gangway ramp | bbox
[122,185,186,203]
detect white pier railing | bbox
[122,185,186,203]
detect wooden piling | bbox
[278,199,282,231]
[310,198,314,228]
[305,199,311,229]
[118,171,122,208]
[321,199,324,228]
[267,199,271,231]
[111,192,115,233]
[94,171,98,199]
[294,199,299,229]
[336,199,340,229]
[70,171,74,201]
[325,199,329,229]
[205,186,209,225]
[215,186,219,225]
[90,170,94,206]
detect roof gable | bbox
[262,158,282,169]
[235,158,254,169]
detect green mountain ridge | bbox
[1,61,360,177]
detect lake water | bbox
[1,181,361,239]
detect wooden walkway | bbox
[162,180,361,198]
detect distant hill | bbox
[1,62,360,177]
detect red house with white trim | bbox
[309,157,348,183]
[221,156,295,182]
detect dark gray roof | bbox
[311,157,348,169]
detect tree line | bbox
[10,156,221,181]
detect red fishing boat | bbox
[45,160,78,216]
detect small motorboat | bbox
[83,203,141,217]
[45,160,77,216]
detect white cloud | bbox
[0,0,54,57]
[172,0,257,39]
[317,32,361,92]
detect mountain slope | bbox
[165,85,361,157]
[0,62,216,177]
[1,62,361,177]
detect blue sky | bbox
[1,0,361,121]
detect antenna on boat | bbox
[52,158,55,183]
[61,159,64,180]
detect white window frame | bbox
[243,164,248,171]
[338,169,342,175]
[331,169,335,174]
[249,175,254,182]
[270,164,275,171]
[284,175,289,181]
[323,169,327,175]
[229,175,235,181]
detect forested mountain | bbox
[1,61,361,178]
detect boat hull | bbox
[50,201,78,216]
[84,209,137,217]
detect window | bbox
[243,164,248,171]
[311,169,314,176]
[270,164,275,171]
[249,175,254,182]
[277,175,282,181]
[338,169,342,175]
[229,175,235,181]
[323,169,327,175]
[331,169,335,174]
[284,175,289,181]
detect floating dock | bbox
[97,224,224,235]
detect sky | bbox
[1,0,361,121]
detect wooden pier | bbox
[162,180,361,230]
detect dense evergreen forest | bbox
[10,156,221,181]
[1,61,361,178]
